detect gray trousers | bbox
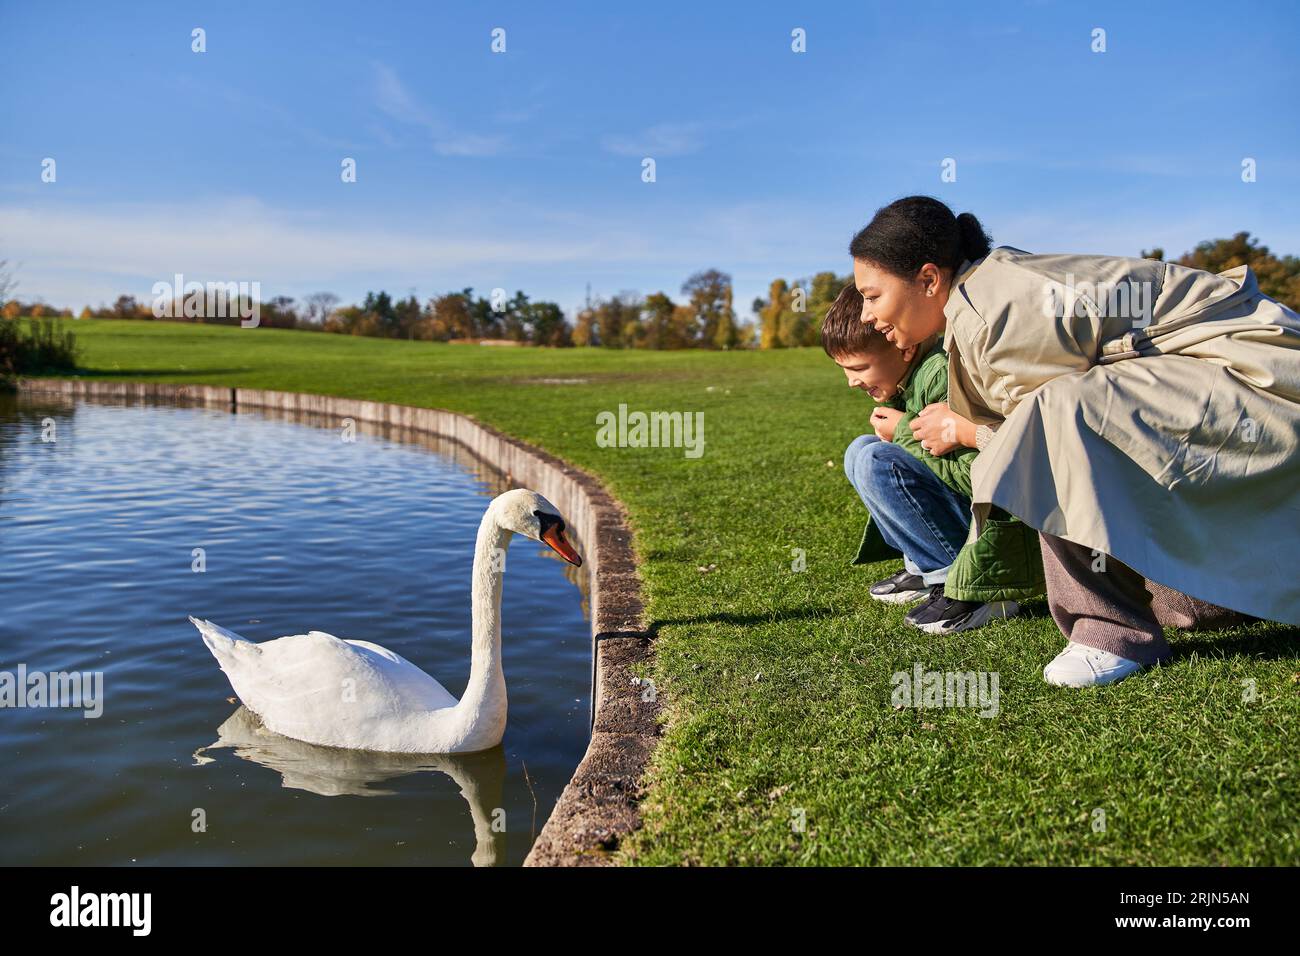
[1039,533,1250,666]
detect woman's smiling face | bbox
[853,258,949,349]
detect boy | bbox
[823,282,1043,633]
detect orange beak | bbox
[541,524,582,566]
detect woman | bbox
[850,196,1300,687]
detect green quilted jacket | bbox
[851,343,1044,603]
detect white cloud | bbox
[372,64,507,157]
[602,122,706,158]
[373,63,435,128]
[0,195,840,310]
[433,133,509,158]
[0,198,609,303]
[9,192,1284,319]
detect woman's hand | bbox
[870,407,904,442]
[909,402,977,456]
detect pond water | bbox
[0,393,592,866]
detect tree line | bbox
[3,234,1296,349]
[0,263,77,387]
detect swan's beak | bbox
[541,524,582,567]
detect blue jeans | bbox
[843,434,972,586]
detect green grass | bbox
[45,319,1300,865]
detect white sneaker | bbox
[1042,641,1144,687]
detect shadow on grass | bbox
[1168,620,1300,663]
[1009,597,1052,620]
[644,600,1299,663]
[647,606,839,636]
[646,599,1056,637]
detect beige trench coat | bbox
[944,247,1300,625]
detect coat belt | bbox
[1098,329,1150,365]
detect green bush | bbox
[0,317,79,388]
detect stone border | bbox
[16,377,659,866]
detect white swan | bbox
[191,488,582,754]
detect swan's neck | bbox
[455,508,509,739]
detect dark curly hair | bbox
[820,282,892,359]
[849,196,992,278]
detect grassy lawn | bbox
[36,319,1300,865]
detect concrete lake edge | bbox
[17,376,660,866]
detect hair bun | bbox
[849,196,992,277]
[955,212,992,262]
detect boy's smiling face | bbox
[832,345,917,402]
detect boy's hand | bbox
[910,402,977,455]
[870,407,904,442]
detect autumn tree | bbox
[681,269,737,348]
[807,271,846,335]
[633,292,702,349]
[670,303,700,349]
[757,279,791,348]
[524,300,572,347]
[387,295,416,338]
[752,272,851,348]
[262,295,299,329]
[302,292,340,326]
[594,293,642,348]
[778,292,813,347]
[572,308,597,346]
[1144,232,1299,310]
[640,292,676,350]
[426,290,475,340]
[469,294,502,339]
[113,295,142,319]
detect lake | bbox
[0,392,592,866]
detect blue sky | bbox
[2,0,1297,320]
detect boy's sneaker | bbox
[868,570,928,605]
[1042,642,1143,687]
[905,586,1020,634]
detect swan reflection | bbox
[194,706,508,866]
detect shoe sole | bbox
[1043,664,1143,688]
[869,589,929,606]
[914,600,1020,635]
